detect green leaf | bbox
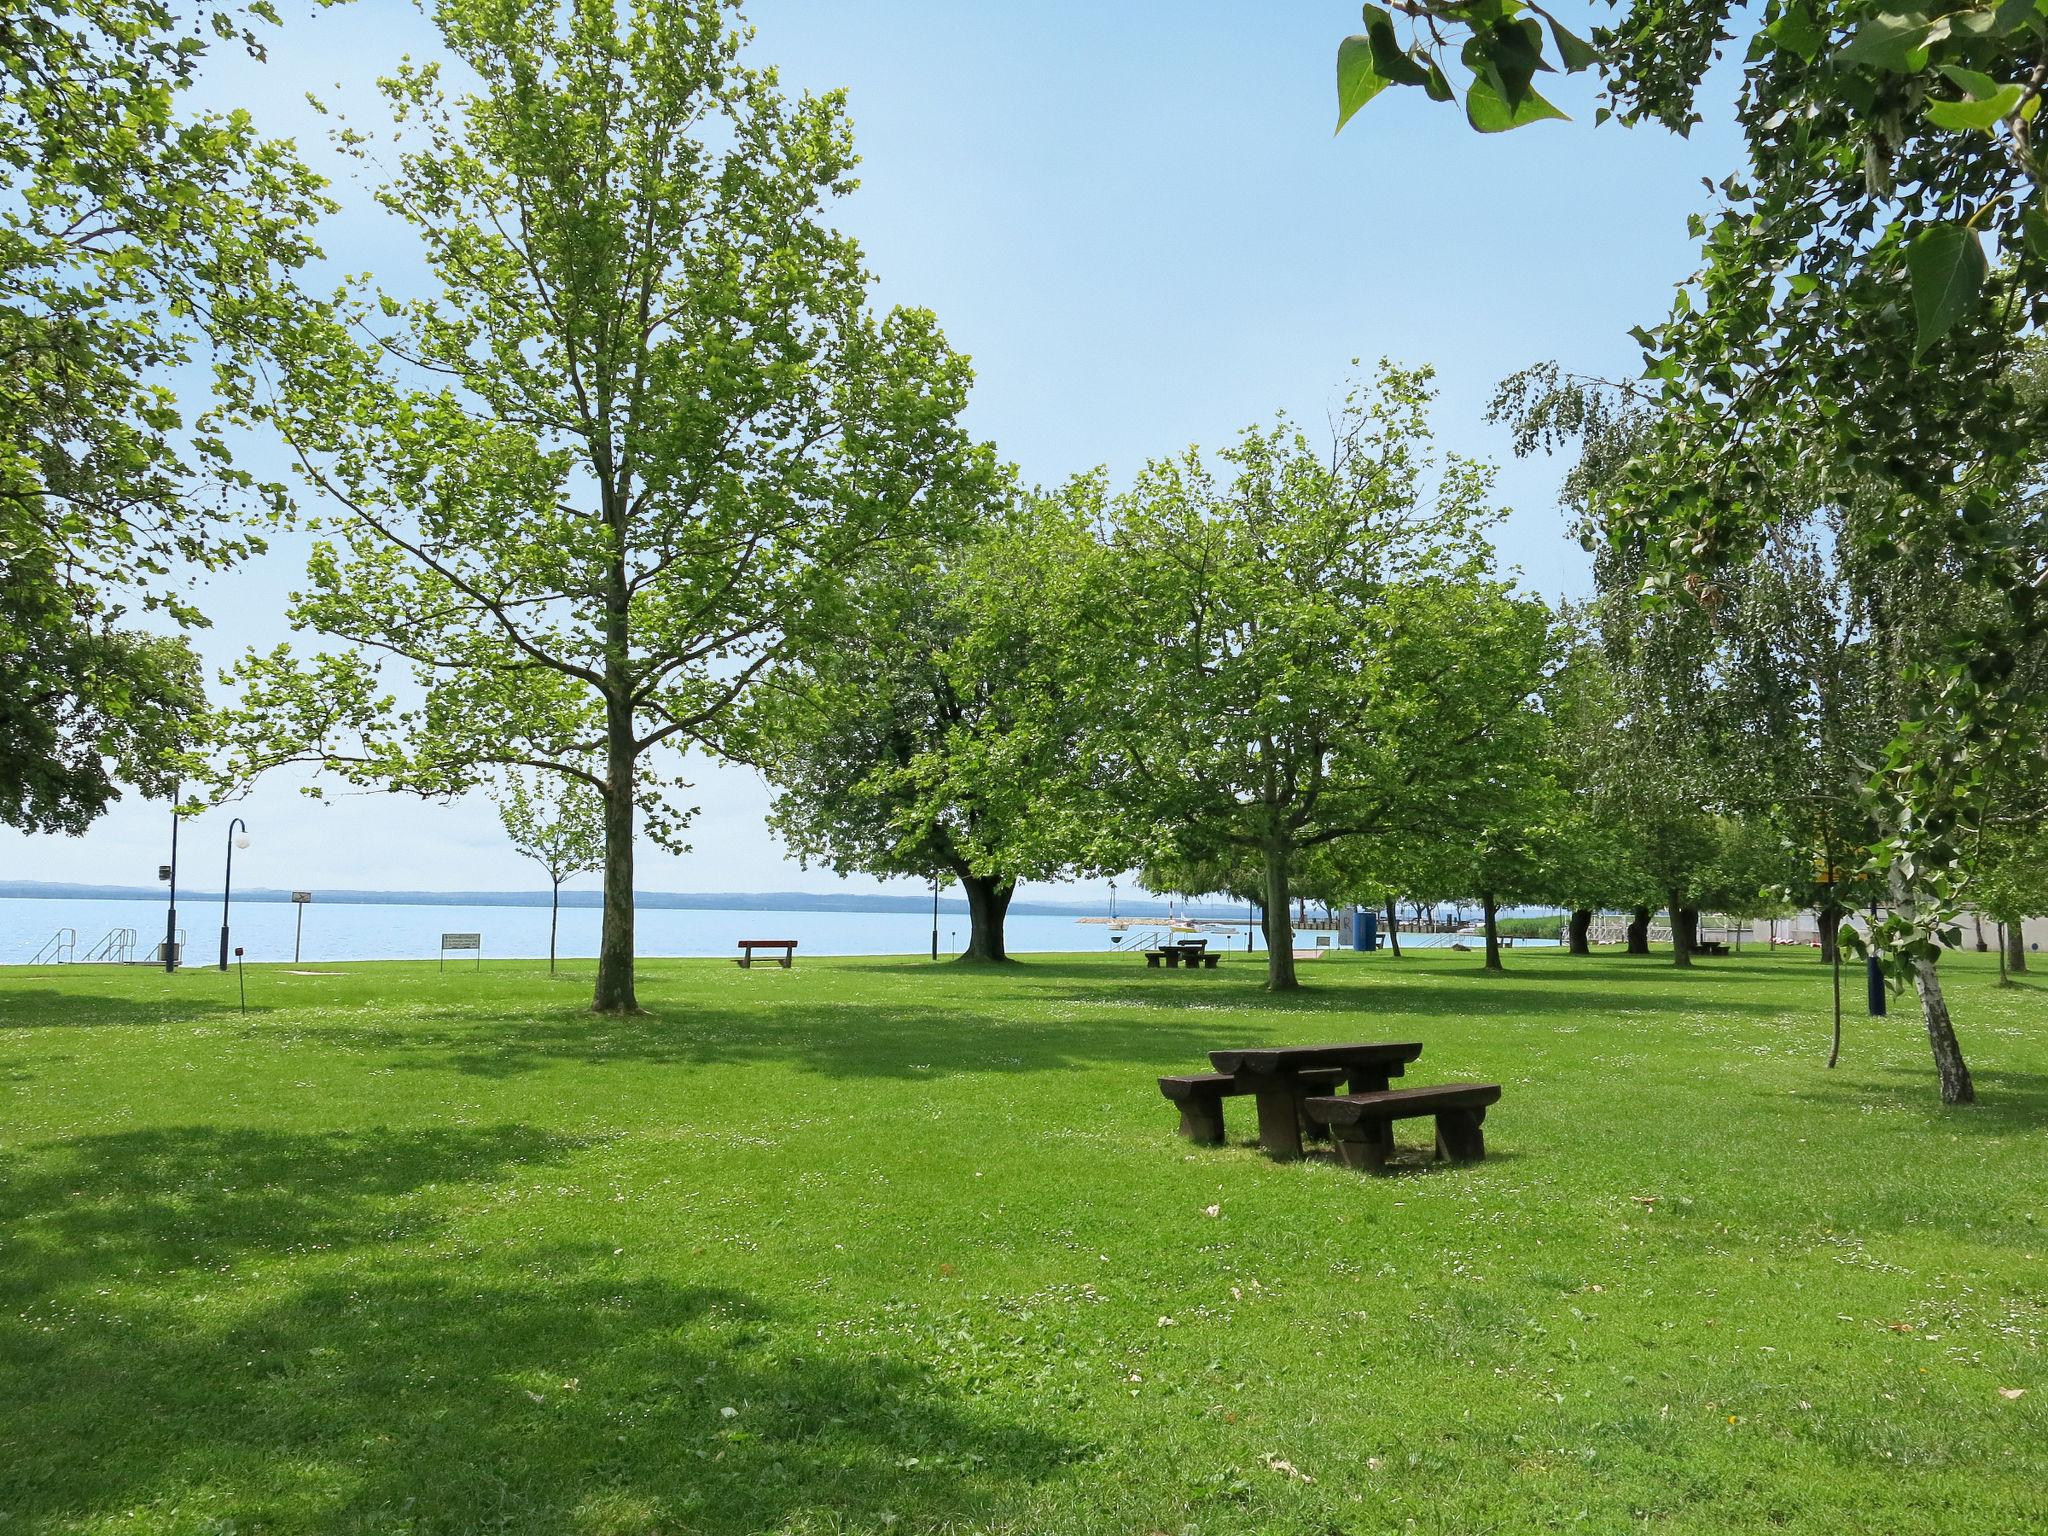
[2022,203,2048,258]
[1840,9,1936,69]
[1906,221,1988,355]
[1336,33,1389,131]
[1939,63,2001,97]
[1422,56,1455,102]
[1925,82,2023,128]
[1465,73,1569,131]
[1364,3,1431,86]
[1545,14,1599,71]
[1766,3,1829,61]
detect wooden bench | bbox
[1145,947,1221,969]
[1159,1067,1346,1145]
[1695,939,1731,957]
[1304,1083,1502,1169]
[736,939,797,969]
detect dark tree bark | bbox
[1669,894,1694,968]
[1261,843,1299,991]
[593,718,638,1013]
[2005,918,2029,975]
[956,873,1015,963]
[1818,906,1843,965]
[1481,893,1503,972]
[1625,906,1651,955]
[1567,907,1592,956]
[549,877,561,975]
[1384,894,1402,957]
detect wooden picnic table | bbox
[1206,1041,1423,1160]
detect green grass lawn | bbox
[2,946,2044,1535]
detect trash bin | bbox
[1354,907,1378,952]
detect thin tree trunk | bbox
[1262,844,1298,991]
[592,712,638,1014]
[956,873,1015,963]
[1567,907,1592,956]
[1886,862,1974,1104]
[1481,893,1503,972]
[1818,906,1843,965]
[1999,922,2011,985]
[1668,893,1693,968]
[1384,895,1402,957]
[1910,953,1976,1104]
[550,877,561,976]
[2005,917,2029,974]
[1827,935,1842,1068]
[1625,906,1651,955]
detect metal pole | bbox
[219,816,247,972]
[294,902,304,965]
[931,873,939,962]
[165,781,181,972]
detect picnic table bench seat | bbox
[1158,1067,1344,1144]
[1305,1083,1502,1168]
[1144,946,1221,969]
[736,938,797,969]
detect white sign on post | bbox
[440,932,482,971]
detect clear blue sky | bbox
[3,0,1740,902]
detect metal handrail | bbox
[83,927,138,964]
[31,928,76,965]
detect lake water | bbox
[0,895,1554,966]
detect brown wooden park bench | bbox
[736,938,797,969]
[1304,1083,1502,1169]
[1157,1067,1346,1145]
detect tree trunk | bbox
[592,719,638,1014]
[1384,895,1402,957]
[1481,893,1503,972]
[1625,906,1651,955]
[1567,908,1592,956]
[1262,844,1298,991]
[2005,917,2029,974]
[1668,893,1693,968]
[956,873,1015,963]
[550,878,561,975]
[1886,860,1974,1104]
[1910,953,1976,1104]
[1818,906,1843,965]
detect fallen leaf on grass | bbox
[1262,1454,1314,1484]
[2000,1388,2027,1400]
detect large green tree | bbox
[1335,0,2048,1101]
[2,0,327,830]
[751,479,1118,963]
[1096,367,1552,990]
[217,0,975,1014]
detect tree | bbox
[1333,0,2048,1101]
[1535,606,1649,955]
[216,0,976,1014]
[497,770,605,974]
[1096,366,1552,990]
[753,481,1115,963]
[2,0,327,830]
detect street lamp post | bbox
[164,781,181,973]
[930,872,940,962]
[218,818,250,971]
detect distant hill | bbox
[0,879,1240,921]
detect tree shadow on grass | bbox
[0,1125,1076,1534]
[0,1122,587,1304]
[1783,1065,2048,1136]
[295,996,1237,1084]
[0,985,277,1029]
